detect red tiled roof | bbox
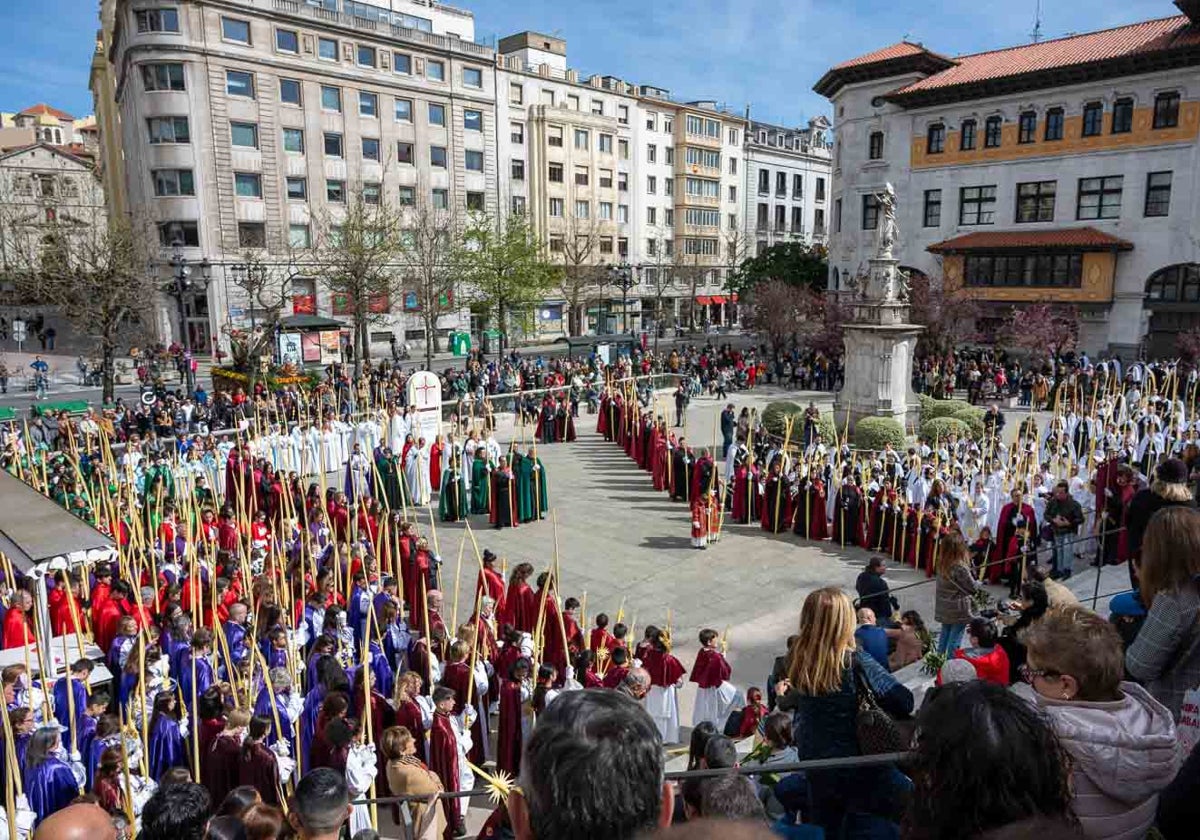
[17,103,74,120]
[833,41,936,70]
[894,15,1200,95]
[927,227,1134,253]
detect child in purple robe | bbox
[147,691,188,781]
[24,726,80,824]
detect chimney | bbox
[1176,0,1200,25]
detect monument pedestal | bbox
[834,256,923,434]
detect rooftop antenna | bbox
[1031,0,1044,43]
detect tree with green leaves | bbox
[309,187,407,377]
[456,213,561,358]
[727,241,829,295]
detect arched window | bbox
[1145,264,1200,303]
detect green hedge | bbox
[949,406,985,439]
[761,401,804,437]
[921,416,971,442]
[854,417,907,451]
[919,394,973,422]
[818,414,839,446]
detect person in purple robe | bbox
[221,603,251,675]
[84,714,121,791]
[24,726,81,824]
[347,573,371,647]
[0,708,34,799]
[262,627,290,671]
[300,655,350,768]
[106,616,138,675]
[178,628,215,715]
[167,616,192,678]
[52,658,93,740]
[253,667,299,753]
[365,639,395,703]
[305,636,336,689]
[147,691,188,782]
[75,691,106,770]
[380,601,412,677]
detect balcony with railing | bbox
[271,0,492,57]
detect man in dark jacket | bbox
[855,557,899,624]
[1044,480,1085,580]
[1125,457,1196,587]
[719,403,735,458]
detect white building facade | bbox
[743,117,832,254]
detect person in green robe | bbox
[514,448,550,523]
[374,447,405,511]
[470,448,492,515]
[438,450,469,522]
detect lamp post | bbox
[608,261,636,337]
[167,240,211,396]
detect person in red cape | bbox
[89,565,113,630]
[534,573,569,686]
[495,656,531,776]
[499,562,536,634]
[830,476,863,548]
[600,645,631,688]
[392,671,428,762]
[429,435,444,493]
[560,598,585,655]
[205,708,249,807]
[689,628,733,728]
[642,628,686,743]
[427,685,466,840]
[806,476,830,540]
[731,457,760,525]
[2,589,34,649]
[944,618,1010,687]
[438,640,488,765]
[589,613,615,652]
[991,487,1038,595]
[737,686,769,738]
[690,492,710,549]
[49,571,85,636]
[475,550,506,619]
[650,424,668,490]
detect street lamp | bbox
[608,261,637,337]
[167,239,211,395]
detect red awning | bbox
[710,295,728,305]
[927,226,1134,254]
[695,295,712,305]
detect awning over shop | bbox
[695,295,712,305]
[710,295,728,305]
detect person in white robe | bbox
[404,442,426,506]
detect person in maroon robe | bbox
[204,709,250,808]
[438,640,487,765]
[427,686,464,839]
[488,458,518,530]
[495,656,531,776]
[392,671,428,763]
[238,716,281,806]
[991,487,1038,595]
[308,692,350,771]
[601,645,631,688]
[761,461,791,533]
[808,477,830,540]
[476,551,506,619]
[500,563,536,634]
[534,573,569,686]
[731,459,760,524]
[353,670,394,792]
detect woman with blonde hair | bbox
[383,725,444,840]
[1126,505,1200,720]
[933,532,981,654]
[775,587,913,837]
[1019,604,1179,839]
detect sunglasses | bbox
[1019,664,1061,683]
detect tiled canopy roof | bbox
[927,227,1134,254]
[17,103,74,120]
[831,41,935,70]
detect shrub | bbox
[920,397,972,422]
[949,406,985,439]
[854,417,907,451]
[921,416,971,442]
[761,401,805,437]
[818,414,839,446]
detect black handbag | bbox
[852,657,907,755]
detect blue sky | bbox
[0,0,1176,123]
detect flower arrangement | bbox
[920,649,948,678]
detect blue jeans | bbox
[1052,531,1074,577]
[937,622,966,655]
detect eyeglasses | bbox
[1019,664,1061,683]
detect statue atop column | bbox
[875,182,898,260]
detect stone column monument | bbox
[833,183,924,432]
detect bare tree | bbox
[640,224,680,352]
[672,248,711,334]
[223,246,296,388]
[397,192,461,368]
[309,186,407,377]
[556,214,605,336]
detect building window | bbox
[361,138,380,161]
[1153,92,1180,129]
[1018,111,1037,143]
[984,116,1002,148]
[793,175,803,199]
[926,123,945,154]
[238,223,266,247]
[960,119,976,150]
[226,70,254,98]
[288,224,311,249]
[618,238,629,258]
[923,189,941,227]
[510,82,523,104]
[727,155,735,174]
[221,17,251,44]
[618,105,629,125]
[359,92,377,118]
[599,201,613,220]
[599,236,613,254]
[1044,108,1063,141]
[549,236,564,254]
[599,169,613,188]
[397,142,413,164]
[318,37,337,60]
[547,126,563,147]
[428,103,445,126]
[868,131,884,160]
[618,204,629,223]
[427,60,445,81]
[286,177,307,200]
[398,186,415,206]
[618,138,629,159]
[1077,175,1123,220]
[1112,98,1133,133]
[148,116,189,144]
[430,146,447,168]
[279,127,302,154]
[790,207,804,232]
[756,203,768,230]
[395,99,412,122]
[862,194,880,230]
[959,185,996,225]
[279,78,302,106]
[548,198,563,217]
[776,171,787,197]
[141,63,185,92]
[276,28,299,53]
[393,52,412,75]
[323,132,343,157]
[357,45,376,67]
[463,67,483,88]
[757,169,770,195]
[575,166,589,186]
[647,175,657,195]
[1145,171,1172,217]
[575,200,590,219]
[1082,102,1103,137]
[320,85,341,112]
[591,99,604,116]
[158,221,199,247]
[729,185,738,203]
[465,150,483,171]
[464,109,482,131]
[467,192,485,211]
[815,178,825,201]
[363,182,381,204]
[432,189,448,209]
[964,253,1084,288]
[511,123,524,144]
[1015,181,1056,223]
[152,169,194,197]
[647,144,657,163]
[599,134,613,154]
[686,208,720,227]
[511,196,527,215]
[511,159,525,180]
[234,173,262,198]
[326,180,345,203]
[136,8,179,32]
[574,129,589,150]
[618,172,628,192]
[230,121,258,148]
[548,163,563,183]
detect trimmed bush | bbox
[950,406,985,439]
[818,414,839,446]
[854,417,907,451]
[761,401,805,437]
[921,416,971,442]
[921,397,973,422]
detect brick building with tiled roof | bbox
[817,2,1200,356]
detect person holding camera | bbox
[1044,480,1084,581]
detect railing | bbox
[271,0,493,57]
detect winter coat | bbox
[1012,681,1180,840]
[933,564,978,625]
